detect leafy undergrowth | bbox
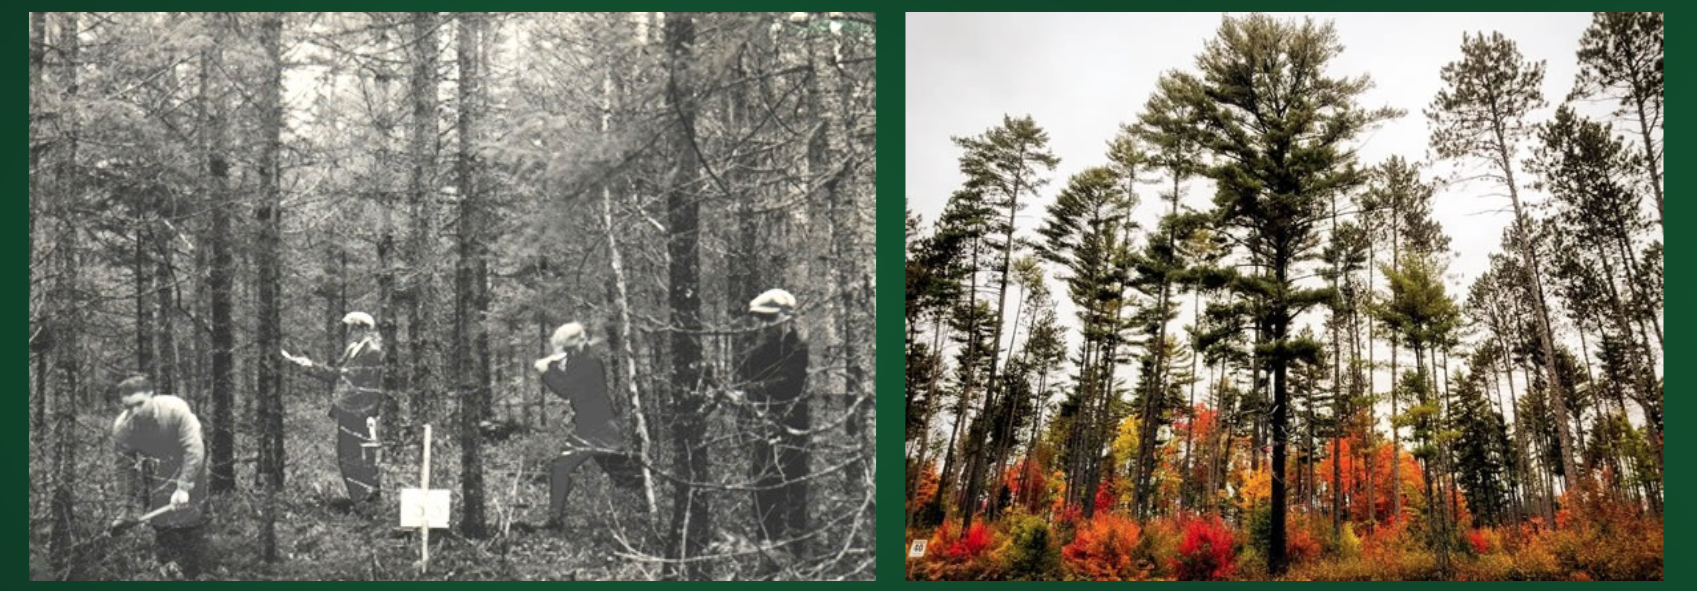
[31,398,866,580]
[907,503,1662,581]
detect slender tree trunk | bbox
[204,12,237,494]
[454,10,489,539]
[600,47,657,517]
[373,13,404,428]
[1631,94,1662,226]
[254,11,286,563]
[46,12,82,575]
[1496,132,1582,496]
[407,10,440,425]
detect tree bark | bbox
[663,12,710,579]
[204,12,237,494]
[454,10,489,539]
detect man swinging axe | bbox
[533,321,644,531]
[283,311,385,506]
[110,374,210,579]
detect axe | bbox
[108,503,178,536]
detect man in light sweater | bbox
[110,374,209,579]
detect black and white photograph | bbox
[28,12,875,580]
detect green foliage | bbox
[1000,513,1061,580]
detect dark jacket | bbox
[739,326,810,429]
[112,395,208,528]
[303,339,384,420]
[541,350,622,445]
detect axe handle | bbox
[138,504,176,522]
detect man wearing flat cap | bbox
[285,311,385,505]
[737,288,811,552]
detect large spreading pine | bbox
[1176,14,1396,574]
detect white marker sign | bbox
[399,488,451,529]
[908,539,927,558]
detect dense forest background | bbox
[905,12,1660,581]
[28,12,875,580]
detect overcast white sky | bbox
[906,13,1652,429]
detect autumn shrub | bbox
[1335,522,1362,559]
[1503,534,1562,581]
[1454,552,1515,580]
[1464,527,1501,555]
[1171,515,1236,580]
[1233,545,1267,580]
[1292,555,1377,581]
[999,513,1060,580]
[1285,524,1321,564]
[910,521,1002,580]
[946,522,995,561]
[1546,522,1662,580]
[1136,516,1182,578]
[1061,512,1144,580]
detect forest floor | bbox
[28,390,817,580]
[903,507,1664,581]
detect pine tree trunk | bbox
[663,12,710,579]
[46,12,81,576]
[204,12,237,494]
[454,10,489,539]
[1495,130,1582,496]
[407,10,441,426]
[254,11,286,563]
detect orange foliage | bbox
[909,461,939,515]
[1062,512,1144,580]
[1002,457,1049,514]
[1286,522,1321,564]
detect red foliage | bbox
[944,523,994,561]
[1466,529,1489,554]
[1094,480,1116,513]
[1172,515,1236,580]
[1062,512,1143,580]
[1002,457,1049,514]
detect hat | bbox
[550,322,589,352]
[342,311,376,328]
[748,288,797,316]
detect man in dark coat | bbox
[535,322,642,528]
[111,374,210,578]
[737,288,811,552]
[286,311,385,504]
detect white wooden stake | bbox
[420,424,431,575]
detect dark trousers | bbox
[155,525,208,579]
[335,412,381,502]
[549,444,642,518]
[752,437,810,549]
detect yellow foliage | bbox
[1236,466,1271,513]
